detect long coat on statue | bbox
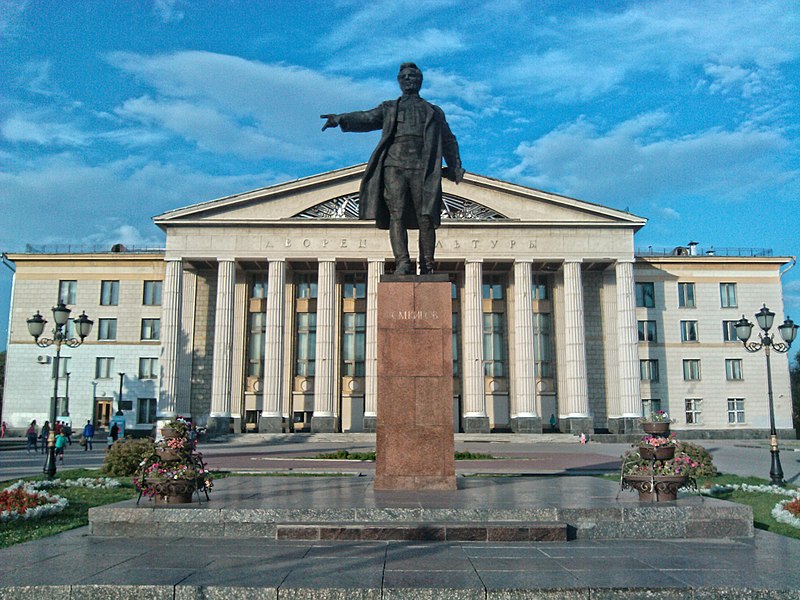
[337,97,462,230]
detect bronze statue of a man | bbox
[322,62,465,275]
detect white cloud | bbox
[1,115,90,146]
[505,113,794,207]
[0,0,27,38]
[152,0,184,23]
[501,0,800,102]
[106,51,391,162]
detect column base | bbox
[311,416,337,433]
[564,417,594,435]
[607,417,641,435]
[206,416,232,438]
[463,416,490,434]
[259,415,284,433]
[363,415,377,433]
[511,417,542,434]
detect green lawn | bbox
[0,469,137,548]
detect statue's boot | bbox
[418,218,436,275]
[390,220,413,274]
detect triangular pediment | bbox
[153,164,646,230]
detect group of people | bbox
[22,419,108,460]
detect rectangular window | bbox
[247,312,265,378]
[482,312,506,376]
[98,318,117,341]
[727,398,745,423]
[52,356,71,379]
[680,320,698,342]
[533,313,553,378]
[722,320,739,342]
[95,357,115,379]
[720,283,737,308]
[532,275,549,300]
[641,399,662,421]
[137,398,157,424]
[678,282,696,308]
[296,274,317,299]
[341,312,366,376]
[295,312,316,376]
[726,358,743,381]
[251,275,268,299]
[482,275,504,300]
[342,273,366,299]
[138,357,158,379]
[685,398,702,424]
[140,318,161,341]
[637,320,657,342]
[635,282,655,308]
[682,359,701,381]
[100,280,119,306]
[58,280,77,305]
[143,280,163,306]
[639,359,660,382]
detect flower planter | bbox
[638,445,675,461]
[147,477,197,506]
[642,422,670,435]
[160,427,181,439]
[622,475,687,502]
[156,448,181,461]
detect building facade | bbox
[2,166,794,437]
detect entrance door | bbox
[94,399,112,429]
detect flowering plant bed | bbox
[642,410,672,423]
[0,482,68,522]
[621,450,700,477]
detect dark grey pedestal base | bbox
[512,416,543,434]
[607,417,641,435]
[463,416,490,434]
[205,416,232,438]
[363,416,377,433]
[311,416,337,433]
[258,415,284,433]
[565,417,594,435]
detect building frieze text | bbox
[268,238,538,250]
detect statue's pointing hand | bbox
[320,114,340,131]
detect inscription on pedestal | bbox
[375,277,456,491]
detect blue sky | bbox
[1,0,798,358]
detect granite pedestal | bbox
[375,275,456,491]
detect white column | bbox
[513,260,537,418]
[230,272,247,421]
[601,269,621,417]
[175,268,196,416]
[262,259,286,418]
[158,259,182,418]
[615,259,641,417]
[210,259,236,418]
[462,259,486,418]
[562,260,589,417]
[313,259,337,418]
[364,258,384,421]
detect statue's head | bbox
[397,62,423,94]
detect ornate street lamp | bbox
[27,301,93,479]
[117,372,125,416]
[734,305,798,486]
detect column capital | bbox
[318,257,337,264]
[563,258,583,265]
[465,258,484,264]
[615,258,636,265]
[266,257,286,264]
[514,258,534,265]
[217,257,236,264]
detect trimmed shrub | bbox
[102,438,156,476]
[675,440,717,478]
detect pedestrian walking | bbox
[82,420,94,451]
[40,420,50,453]
[54,430,68,463]
[26,420,38,453]
[1,420,7,438]
[63,422,73,445]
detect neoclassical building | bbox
[2,165,794,437]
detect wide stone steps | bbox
[275,521,568,541]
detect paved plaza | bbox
[3,434,800,597]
